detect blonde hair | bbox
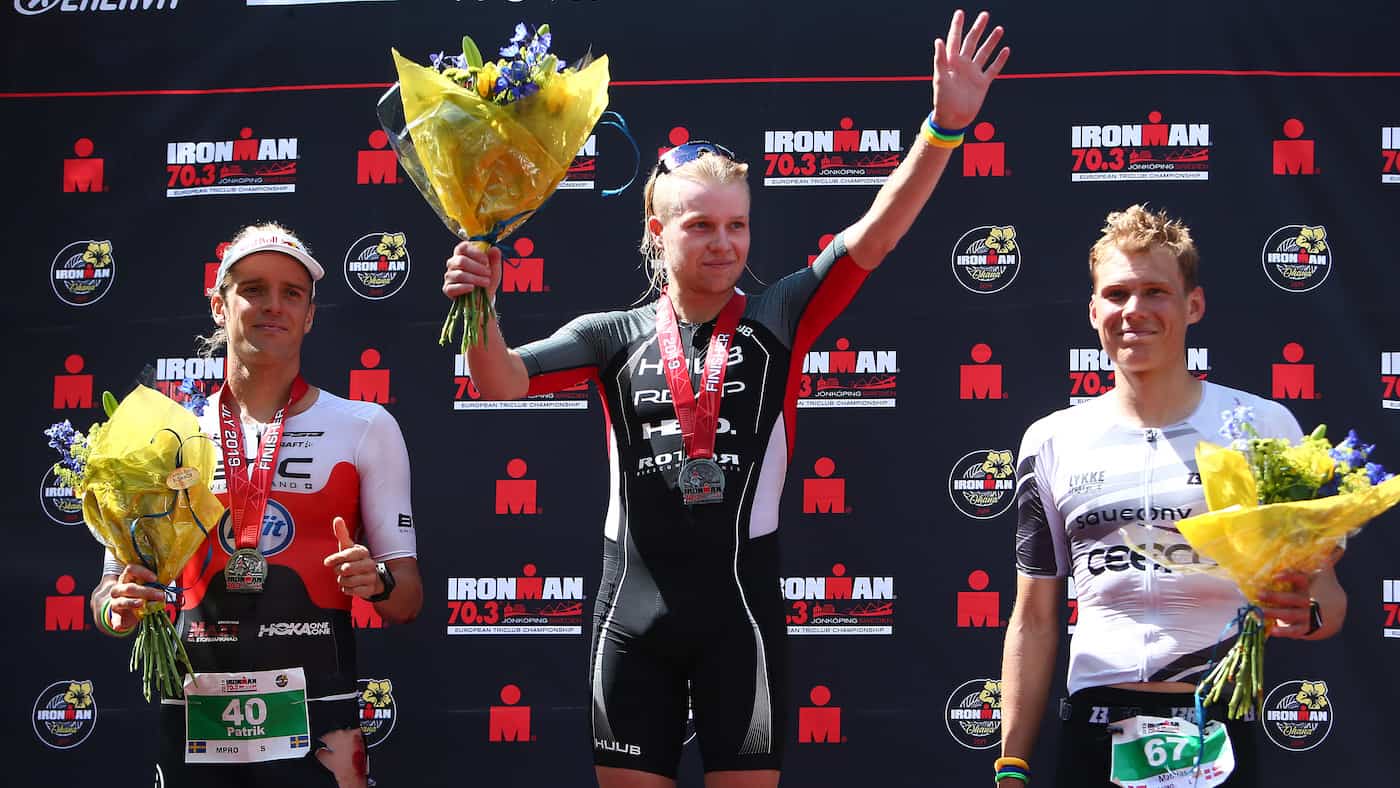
[196,221,313,357]
[637,151,750,298]
[1089,204,1200,291]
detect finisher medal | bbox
[225,548,269,593]
[679,458,725,505]
[217,376,309,594]
[654,290,746,506]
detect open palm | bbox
[931,10,1010,131]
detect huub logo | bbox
[595,739,642,756]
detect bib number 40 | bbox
[221,697,269,728]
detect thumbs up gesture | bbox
[323,516,382,599]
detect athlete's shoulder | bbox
[562,303,655,337]
[1019,400,1107,456]
[306,388,388,425]
[1195,381,1302,441]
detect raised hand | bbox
[930,9,1010,131]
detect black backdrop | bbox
[5,1,1398,785]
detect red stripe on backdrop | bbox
[3,69,1398,99]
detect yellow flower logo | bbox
[64,680,93,709]
[1295,681,1329,709]
[981,450,1014,479]
[82,241,113,268]
[377,233,407,260]
[1295,226,1327,254]
[985,226,1017,254]
[979,680,1002,708]
[362,679,394,709]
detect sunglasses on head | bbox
[656,140,737,175]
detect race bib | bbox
[184,668,312,764]
[1109,715,1235,788]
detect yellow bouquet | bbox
[1174,405,1400,719]
[377,22,610,350]
[46,386,225,700]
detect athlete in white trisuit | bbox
[998,205,1348,787]
[91,223,424,788]
[443,12,1008,787]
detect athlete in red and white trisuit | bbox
[443,13,1009,786]
[92,224,424,788]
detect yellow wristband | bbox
[995,757,1030,771]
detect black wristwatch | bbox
[367,562,396,603]
[1304,598,1323,636]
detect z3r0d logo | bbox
[951,225,1021,294]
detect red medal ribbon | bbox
[654,290,746,460]
[217,375,309,551]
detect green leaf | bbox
[461,35,484,70]
[102,391,118,417]
[538,23,550,37]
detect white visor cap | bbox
[213,228,324,290]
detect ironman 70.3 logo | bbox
[1262,225,1330,292]
[951,225,1021,294]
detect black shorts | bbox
[588,533,789,777]
[1055,686,1259,788]
[154,697,358,788]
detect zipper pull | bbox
[1145,429,1158,445]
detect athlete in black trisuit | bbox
[93,224,424,788]
[443,12,1009,786]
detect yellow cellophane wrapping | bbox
[391,49,610,239]
[80,386,224,590]
[1178,441,1400,602]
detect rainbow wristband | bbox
[96,598,136,638]
[921,112,966,149]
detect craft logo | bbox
[152,355,224,407]
[63,138,106,193]
[1263,680,1333,751]
[344,232,411,300]
[798,338,898,408]
[1070,111,1211,181]
[1384,352,1400,410]
[216,499,295,557]
[1273,118,1317,175]
[948,450,1016,519]
[1262,225,1330,292]
[782,563,895,635]
[16,0,178,15]
[951,225,1020,293]
[50,240,115,306]
[454,354,588,410]
[1069,347,1209,405]
[561,134,597,190]
[40,465,83,526]
[358,678,397,748]
[447,564,585,635]
[1381,126,1399,184]
[962,121,1007,177]
[32,680,96,750]
[165,128,298,197]
[763,117,903,186]
[944,678,1002,750]
[187,620,239,644]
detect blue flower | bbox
[1365,462,1393,486]
[45,420,75,452]
[1328,429,1374,471]
[1218,401,1256,443]
[178,377,208,417]
[510,22,530,44]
